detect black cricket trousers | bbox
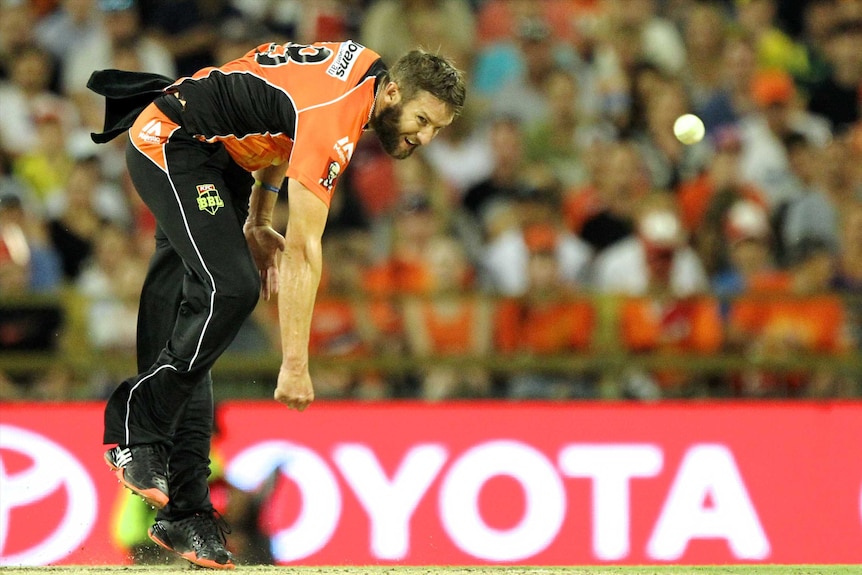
[103,96,260,518]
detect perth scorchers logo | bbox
[196,184,224,215]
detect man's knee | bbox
[215,267,260,317]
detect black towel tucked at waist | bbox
[87,69,175,144]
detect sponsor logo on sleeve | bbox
[319,160,341,193]
[196,184,224,215]
[326,41,364,81]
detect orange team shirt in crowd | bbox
[361,258,431,337]
[621,296,724,353]
[676,173,767,232]
[562,185,602,235]
[727,272,851,391]
[495,297,595,354]
[165,41,386,207]
[416,300,485,356]
[729,273,850,354]
[620,296,724,389]
[309,297,368,358]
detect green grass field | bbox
[0,566,860,575]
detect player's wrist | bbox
[255,181,281,194]
[244,214,273,228]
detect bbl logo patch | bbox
[319,160,341,193]
[196,184,224,215]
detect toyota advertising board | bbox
[1,401,860,566]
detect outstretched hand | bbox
[243,223,285,301]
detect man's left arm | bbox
[244,164,288,300]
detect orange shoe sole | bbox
[148,527,236,570]
[104,451,169,509]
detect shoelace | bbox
[182,509,232,550]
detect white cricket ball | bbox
[673,113,705,145]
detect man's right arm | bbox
[274,178,329,411]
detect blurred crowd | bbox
[0,0,860,402]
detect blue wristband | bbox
[258,182,281,194]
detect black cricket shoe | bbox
[148,510,235,570]
[104,444,169,509]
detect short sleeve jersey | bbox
[170,41,386,206]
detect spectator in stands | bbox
[35,0,105,67]
[816,134,860,216]
[474,0,593,49]
[362,193,442,397]
[0,1,36,82]
[835,199,862,294]
[677,131,777,276]
[473,4,596,117]
[393,150,480,264]
[677,126,767,240]
[734,0,810,78]
[737,68,831,212]
[423,102,495,198]
[795,0,840,94]
[697,33,759,131]
[360,0,475,74]
[592,194,719,398]
[494,223,596,399]
[606,0,687,77]
[635,76,712,191]
[62,0,175,106]
[48,158,110,280]
[564,138,648,252]
[488,16,564,129]
[365,193,438,295]
[523,68,594,188]
[711,199,775,310]
[834,199,862,351]
[0,192,65,392]
[588,0,686,133]
[727,236,855,397]
[481,181,592,297]
[780,132,840,262]
[462,115,534,219]
[403,234,493,400]
[0,44,77,158]
[618,293,724,398]
[138,0,235,77]
[592,192,709,297]
[305,231,387,400]
[12,111,75,212]
[806,16,862,133]
[681,1,730,110]
[75,222,145,351]
[0,191,62,293]
[211,15,264,66]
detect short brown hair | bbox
[388,49,466,117]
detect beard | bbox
[370,101,414,159]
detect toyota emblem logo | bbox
[0,424,98,565]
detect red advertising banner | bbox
[1,401,860,566]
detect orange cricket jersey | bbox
[495,297,595,354]
[420,300,481,355]
[168,41,386,206]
